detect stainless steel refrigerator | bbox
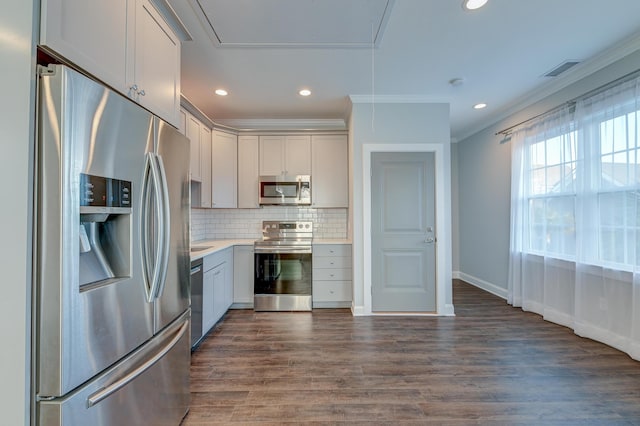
[34,64,190,425]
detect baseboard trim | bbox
[442,303,456,316]
[351,305,366,316]
[456,272,508,300]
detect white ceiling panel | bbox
[195,0,394,47]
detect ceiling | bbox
[167,0,640,140]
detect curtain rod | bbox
[495,68,640,136]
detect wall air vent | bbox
[543,61,580,77]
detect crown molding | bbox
[213,118,347,132]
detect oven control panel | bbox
[263,221,312,231]
[261,221,313,239]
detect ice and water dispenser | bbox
[79,173,132,288]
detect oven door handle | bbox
[254,247,312,254]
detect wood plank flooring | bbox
[182,280,640,424]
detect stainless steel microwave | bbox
[259,175,311,206]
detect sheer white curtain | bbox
[508,106,577,328]
[573,77,640,358]
[508,76,640,360]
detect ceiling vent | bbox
[543,60,580,77]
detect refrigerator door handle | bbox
[153,153,171,299]
[86,319,189,408]
[141,152,166,302]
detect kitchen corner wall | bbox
[191,207,348,241]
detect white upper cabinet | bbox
[130,0,181,126]
[311,135,349,208]
[285,135,312,176]
[200,126,212,208]
[40,0,129,92]
[259,135,311,176]
[178,109,187,135]
[186,113,202,182]
[40,0,181,127]
[237,136,260,208]
[211,131,238,208]
[259,136,285,176]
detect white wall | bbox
[0,0,37,424]
[348,102,452,314]
[456,48,640,297]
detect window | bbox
[525,131,577,258]
[596,109,640,266]
[521,100,640,268]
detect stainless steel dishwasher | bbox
[190,258,203,349]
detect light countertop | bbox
[190,238,352,261]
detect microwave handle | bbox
[297,178,302,201]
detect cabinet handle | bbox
[138,89,146,97]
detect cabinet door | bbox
[132,0,181,126]
[40,0,129,93]
[233,246,254,304]
[311,135,348,208]
[212,131,238,208]
[224,254,234,310]
[202,268,215,333]
[178,109,187,135]
[259,136,285,175]
[200,126,212,208]
[285,135,311,176]
[212,263,226,325]
[186,114,201,181]
[237,136,260,208]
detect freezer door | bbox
[36,65,155,397]
[153,118,191,333]
[38,312,190,426]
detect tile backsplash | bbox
[191,207,348,241]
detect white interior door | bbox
[371,152,436,312]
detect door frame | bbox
[363,143,449,316]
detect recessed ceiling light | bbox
[473,103,487,109]
[215,89,228,96]
[299,89,311,97]
[463,0,488,10]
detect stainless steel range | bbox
[254,221,313,311]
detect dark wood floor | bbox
[182,280,640,424]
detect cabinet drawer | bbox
[313,256,351,269]
[313,281,352,302]
[313,244,351,257]
[313,268,352,281]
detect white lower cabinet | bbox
[202,248,233,335]
[232,245,254,307]
[312,244,352,308]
